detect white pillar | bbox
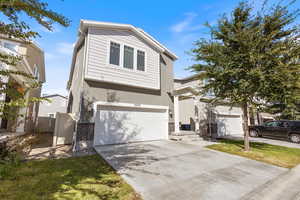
[16,107,26,133]
[174,95,180,133]
[16,92,29,133]
[194,97,200,133]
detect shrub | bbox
[0,141,22,179]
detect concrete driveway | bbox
[95,140,287,200]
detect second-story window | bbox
[33,65,40,81]
[137,50,145,71]
[203,79,215,97]
[109,41,146,72]
[109,42,120,66]
[1,41,18,52]
[123,45,134,69]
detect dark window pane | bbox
[123,45,134,69]
[109,42,120,65]
[293,122,300,127]
[137,50,145,71]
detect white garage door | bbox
[94,105,168,146]
[217,115,243,137]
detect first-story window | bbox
[109,42,120,65]
[137,50,145,71]
[123,45,134,69]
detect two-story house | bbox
[174,74,244,137]
[0,35,46,133]
[67,20,177,146]
[174,74,276,138]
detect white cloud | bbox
[56,42,74,55]
[45,52,55,60]
[171,12,198,33]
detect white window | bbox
[1,41,18,52]
[203,79,215,97]
[33,65,40,81]
[108,41,146,72]
[109,42,120,66]
[48,113,55,118]
[123,45,134,69]
[137,50,145,71]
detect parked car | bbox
[249,120,300,143]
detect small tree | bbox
[0,0,70,125]
[190,1,300,151]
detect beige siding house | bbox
[0,35,45,133]
[174,74,244,137]
[67,20,177,146]
[38,94,67,118]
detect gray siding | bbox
[38,96,67,117]
[79,53,174,122]
[69,41,86,119]
[179,98,194,124]
[85,28,161,90]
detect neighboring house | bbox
[174,74,245,137]
[38,94,67,118]
[37,94,67,134]
[0,35,46,133]
[173,74,275,137]
[67,20,177,146]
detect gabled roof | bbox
[42,94,67,99]
[174,72,206,82]
[79,20,178,60]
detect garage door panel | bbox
[217,115,243,137]
[94,107,168,146]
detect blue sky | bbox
[32,0,300,96]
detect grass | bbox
[0,155,141,200]
[207,139,300,168]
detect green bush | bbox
[0,141,21,180]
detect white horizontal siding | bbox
[86,27,160,89]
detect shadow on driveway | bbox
[95,140,287,200]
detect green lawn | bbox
[207,139,300,168]
[0,155,141,200]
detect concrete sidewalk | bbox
[241,165,300,200]
[222,135,300,149]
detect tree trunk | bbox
[242,102,250,151]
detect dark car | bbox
[249,120,300,143]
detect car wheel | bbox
[290,134,300,143]
[250,130,258,137]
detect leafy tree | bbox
[189,0,300,151]
[0,0,70,125]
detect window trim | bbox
[123,45,134,70]
[107,40,147,73]
[109,41,121,66]
[48,113,56,118]
[33,64,40,81]
[136,49,146,72]
[0,40,19,52]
